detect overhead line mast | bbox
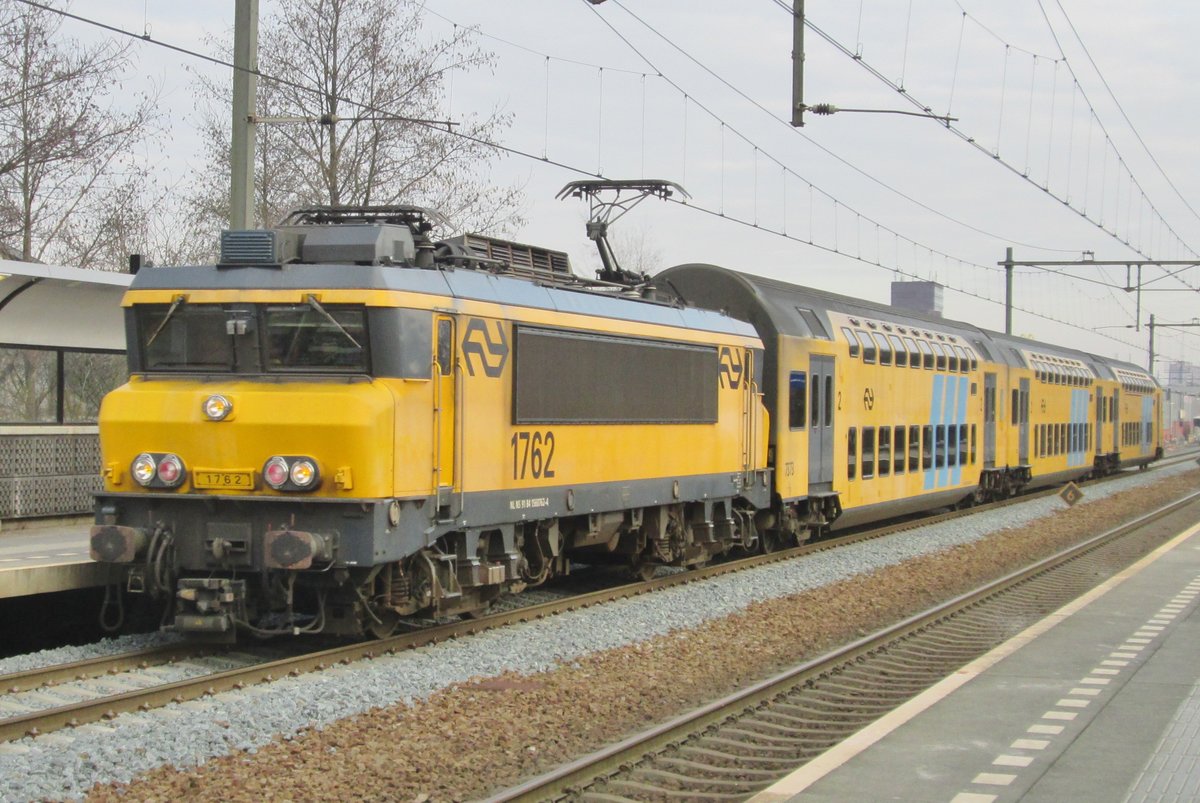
[230,0,259,230]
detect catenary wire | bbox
[10,0,1146,350]
[608,0,1079,254]
[770,0,1200,272]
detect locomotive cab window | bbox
[137,301,368,374]
[436,319,453,375]
[139,303,235,371]
[264,304,367,372]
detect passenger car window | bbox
[788,371,807,429]
[857,330,876,364]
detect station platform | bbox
[752,500,1200,803]
[0,518,118,599]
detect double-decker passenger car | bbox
[657,263,1161,547]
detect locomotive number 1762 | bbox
[511,430,556,480]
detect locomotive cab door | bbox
[434,316,457,515]
[808,355,835,491]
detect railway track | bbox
[2,456,1192,745]
[483,488,1200,802]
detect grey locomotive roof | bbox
[128,262,759,340]
[658,262,1143,379]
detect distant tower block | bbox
[891,281,943,318]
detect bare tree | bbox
[0,0,159,269]
[191,0,523,239]
[609,222,664,276]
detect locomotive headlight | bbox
[264,456,290,489]
[203,394,233,421]
[262,455,320,491]
[132,453,157,487]
[156,454,185,487]
[289,459,317,488]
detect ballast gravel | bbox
[0,632,183,677]
[0,463,1194,801]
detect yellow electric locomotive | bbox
[90,207,770,639]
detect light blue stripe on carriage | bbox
[925,375,945,490]
[1142,395,1155,454]
[1068,389,1087,467]
[952,375,968,485]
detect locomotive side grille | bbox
[453,234,573,278]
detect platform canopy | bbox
[0,261,130,351]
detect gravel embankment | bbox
[1,464,1194,801]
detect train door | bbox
[1112,389,1121,453]
[1018,377,1030,464]
[808,355,835,491]
[983,372,997,467]
[1095,388,1105,455]
[434,316,457,512]
[741,349,756,473]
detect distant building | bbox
[891,281,943,318]
[1165,360,1200,391]
[1160,361,1200,444]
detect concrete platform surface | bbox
[0,518,117,598]
[753,506,1200,803]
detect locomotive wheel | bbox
[367,607,401,639]
[760,528,785,553]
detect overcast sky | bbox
[79,0,1200,370]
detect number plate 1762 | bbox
[192,470,255,489]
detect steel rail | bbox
[1,456,1192,744]
[482,489,1200,801]
[0,643,224,695]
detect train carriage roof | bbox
[656,263,1154,381]
[657,262,989,348]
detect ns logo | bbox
[461,319,509,377]
[718,347,748,390]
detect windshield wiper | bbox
[145,294,188,347]
[305,294,362,350]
